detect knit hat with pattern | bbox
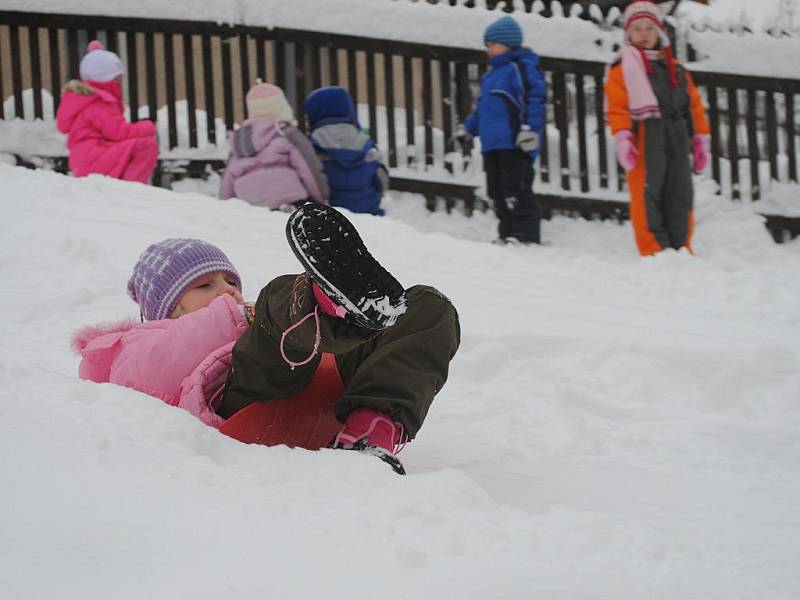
[484,15,523,49]
[127,238,241,321]
[623,1,663,27]
[623,1,669,45]
[79,40,124,83]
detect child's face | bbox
[174,271,243,317]
[485,41,512,58]
[628,20,660,50]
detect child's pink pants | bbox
[120,137,159,183]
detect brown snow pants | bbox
[218,274,461,438]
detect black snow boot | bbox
[286,201,408,330]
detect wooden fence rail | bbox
[1,10,799,215]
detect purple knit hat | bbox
[127,238,241,321]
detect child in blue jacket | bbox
[304,86,389,216]
[456,15,547,245]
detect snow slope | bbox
[1,164,799,599]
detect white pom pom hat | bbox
[79,40,124,83]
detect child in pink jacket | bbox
[219,81,329,209]
[72,239,249,427]
[56,41,158,184]
[73,204,460,474]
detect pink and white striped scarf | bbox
[620,45,663,121]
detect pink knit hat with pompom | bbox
[245,80,295,122]
[79,40,124,83]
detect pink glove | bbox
[692,134,709,174]
[614,130,638,172]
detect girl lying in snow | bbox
[72,202,460,474]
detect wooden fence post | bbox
[9,25,24,118]
[183,33,198,148]
[787,93,797,183]
[726,87,740,200]
[746,89,760,201]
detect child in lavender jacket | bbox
[73,204,460,474]
[219,82,329,209]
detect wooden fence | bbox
[1,10,798,230]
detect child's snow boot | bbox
[331,408,408,475]
[286,201,407,330]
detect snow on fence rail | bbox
[0,9,798,211]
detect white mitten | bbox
[516,126,539,152]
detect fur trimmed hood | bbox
[71,318,138,354]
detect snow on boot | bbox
[286,202,407,330]
[330,408,408,475]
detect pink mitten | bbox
[692,134,709,174]
[614,130,638,172]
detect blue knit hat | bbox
[304,86,360,130]
[484,15,523,49]
[127,238,241,321]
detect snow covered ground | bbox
[1,163,799,599]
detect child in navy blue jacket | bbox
[456,15,547,245]
[304,86,389,216]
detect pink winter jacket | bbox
[56,79,157,179]
[219,117,329,208]
[72,294,249,427]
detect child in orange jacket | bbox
[604,1,710,256]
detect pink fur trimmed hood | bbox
[72,294,249,426]
[71,319,138,354]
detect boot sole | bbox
[286,203,407,329]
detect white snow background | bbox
[1,162,799,599]
[2,0,800,597]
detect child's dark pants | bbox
[484,148,540,244]
[218,274,460,438]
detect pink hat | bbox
[79,40,124,83]
[246,81,295,122]
[623,1,671,47]
[623,1,663,29]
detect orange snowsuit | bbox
[605,58,710,256]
